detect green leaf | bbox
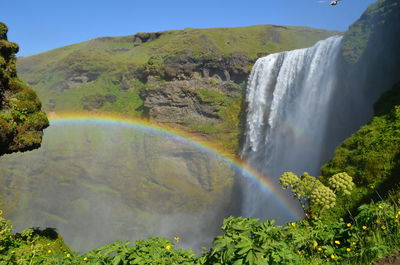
[112,255,122,265]
[237,246,252,256]
[232,258,244,265]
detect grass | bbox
[15,24,338,156]
[17,25,338,111]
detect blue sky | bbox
[3,0,376,57]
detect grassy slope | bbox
[16,25,338,156]
[16,25,338,115]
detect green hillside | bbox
[16,25,339,155]
[17,24,338,112]
[2,0,400,263]
[341,0,400,65]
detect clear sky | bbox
[3,0,376,57]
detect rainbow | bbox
[48,112,303,220]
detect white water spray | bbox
[241,36,343,219]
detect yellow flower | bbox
[173,236,180,242]
[362,225,367,230]
[398,210,400,215]
[331,254,335,259]
[66,253,71,258]
[47,250,52,254]
[0,210,3,215]
[317,247,322,252]
[334,240,340,245]
[381,225,387,230]
[165,244,173,250]
[375,219,381,224]
[346,248,351,252]
[379,205,384,209]
[291,222,296,227]
[352,242,356,246]
[46,243,50,246]
[347,223,352,227]
[83,257,88,261]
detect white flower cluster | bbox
[328,172,354,195]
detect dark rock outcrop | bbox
[141,78,241,124]
[81,93,116,110]
[133,32,163,46]
[0,22,48,155]
[142,52,254,84]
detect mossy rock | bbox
[0,22,8,40]
[0,22,48,156]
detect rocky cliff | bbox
[17,25,338,154]
[0,23,48,155]
[340,0,400,95]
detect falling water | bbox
[241,36,343,219]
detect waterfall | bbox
[240,36,343,220]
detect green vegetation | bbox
[16,25,337,155]
[0,22,48,155]
[341,0,400,64]
[190,85,244,154]
[2,75,400,263]
[2,196,400,264]
[320,81,400,220]
[2,0,399,263]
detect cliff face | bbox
[341,0,400,95]
[320,0,400,219]
[17,25,338,154]
[0,23,48,155]
[341,0,400,66]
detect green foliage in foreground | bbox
[1,201,400,264]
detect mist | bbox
[0,122,243,252]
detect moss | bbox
[22,111,49,130]
[320,81,400,220]
[0,118,14,146]
[188,91,243,155]
[0,22,48,155]
[10,130,43,151]
[197,88,226,104]
[0,22,7,40]
[0,40,19,60]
